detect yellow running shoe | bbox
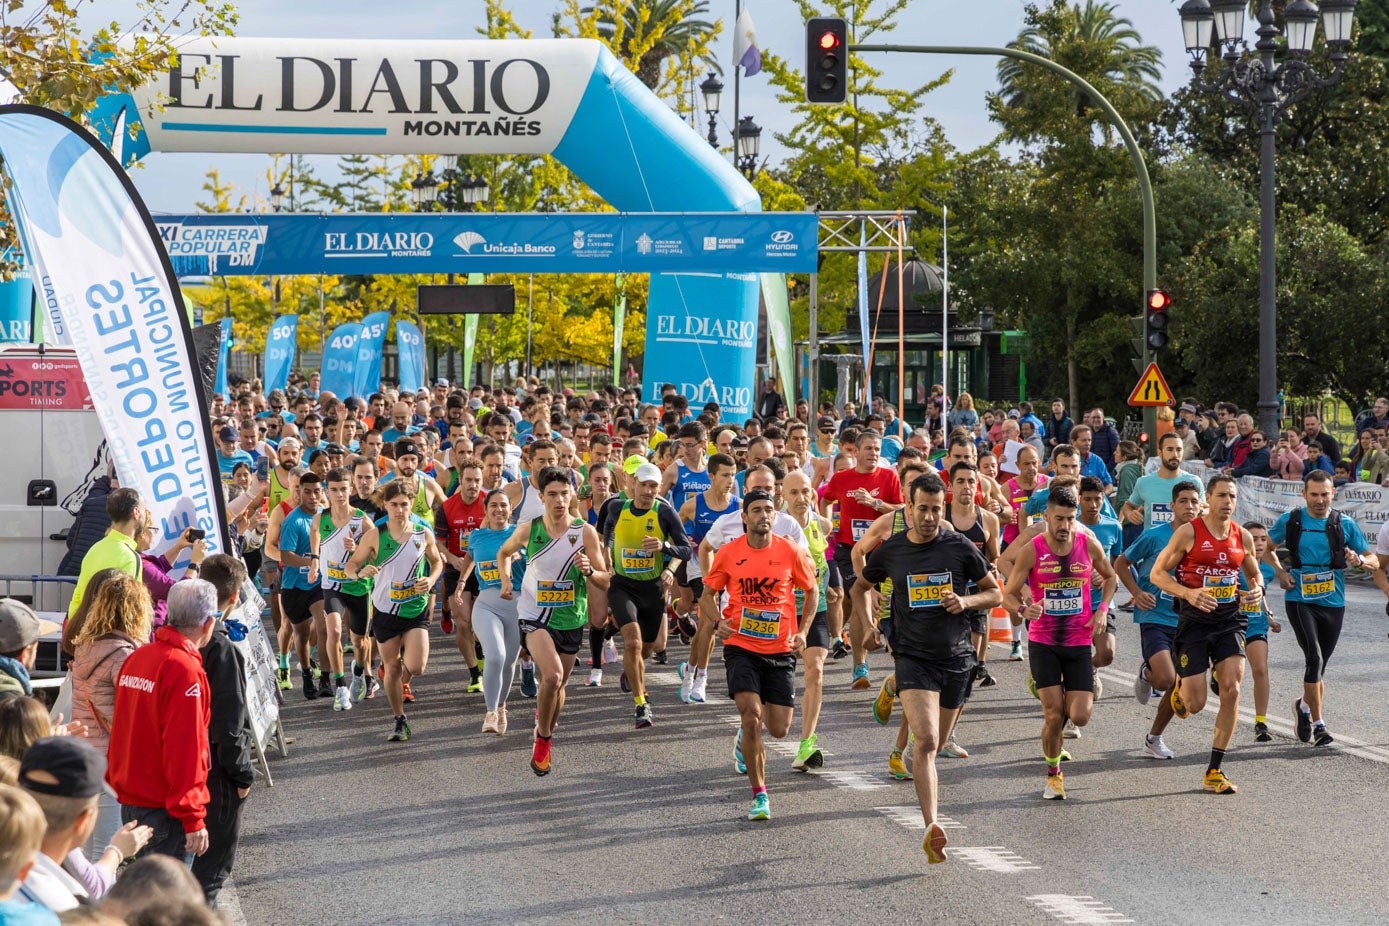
[1203,768,1237,794]
[923,821,949,864]
[888,749,913,780]
[1043,771,1066,800]
[873,674,898,725]
[1170,686,1190,719]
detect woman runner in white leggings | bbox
[453,489,526,734]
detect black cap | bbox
[19,736,106,798]
[325,442,346,455]
[816,416,837,429]
[742,489,775,511]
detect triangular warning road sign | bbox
[1128,362,1175,407]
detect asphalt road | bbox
[222,582,1389,926]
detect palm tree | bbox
[996,0,1164,120]
[584,0,720,90]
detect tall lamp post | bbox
[699,72,722,147]
[1178,0,1357,437]
[733,115,762,180]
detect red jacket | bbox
[106,626,212,833]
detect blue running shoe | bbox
[851,662,870,690]
[747,792,770,821]
[733,729,747,775]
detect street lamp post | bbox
[733,115,762,180]
[1178,0,1357,437]
[699,72,723,148]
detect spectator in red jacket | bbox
[105,580,218,862]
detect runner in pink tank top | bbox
[1027,531,1094,647]
[1003,469,1048,547]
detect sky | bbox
[109,0,1196,213]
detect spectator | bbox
[18,737,152,910]
[1084,408,1121,477]
[106,581,217,863]
[67,488,145,619]
[1207,418,1241,467]
[1229,414,1255,468]
[1045,398,1073,451]
[0,697,51,761]
[99,855,206,923]
[0,601,59,698]
[0,783,55,925]
[1017,401,1045,440]
[755,380,784,421]
[948,392,979,432]
[1230,430,1274,478]
[1334,460,1354,487]
[1303,442,1335,478]
[57,469,115,579]
[1357,396,1389,435]
[189,556,253,906]
[1270,428,1308,481]
[61,569,127,659]
[1020,419,1045,456]
[1349,429,1389,484]
[1302,412,1342,463]
[1068,425,1115,492]
[134,521,209,628]
[1172,417,1199,460]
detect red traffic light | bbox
[819,31,840,50]
[1147,290,1172,311]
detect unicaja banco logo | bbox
[454,232,486,253]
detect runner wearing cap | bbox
[215,426,254,487]
[596,461,692,729]
[701,489,818,821]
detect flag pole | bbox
[733,0,741,171]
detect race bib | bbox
[1158,589,1175,604]
[1300,570,1334,600]
[1150,503,1173,525]
[1202,574,1238,602]
[906,573,952,608]
[851,518,875,541]
[738,607,781,639]
[477,561,501,584]
[325,559,348,581]
[1042,583,1084,616]
[536,580,576,607]
[456,532,470,552]
[389,579,419,602]
[620,547,657,572]
[1239,595,1263,616]
[831,508,841,534]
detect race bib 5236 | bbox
[738,607,781,639]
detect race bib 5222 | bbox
[537,580,575,607]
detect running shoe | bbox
[1058,748,1072,762]
[1133,664,1152,705]
[520,662,538,698]
[467,673,483,694]
[1144,734,1174,760]
[677,661,695,703]
[302,670,319,700]
[938,737,968,759]
[1293,699,1312,743]
[1254,721,1272,742]
[1209,672,1219,697]
[1026,673,1039,700]
[689,674,708,703]
[1202,768,1237,794]
[497,706,508,734]
[733,729,747,775]
[976,665,997,688]
[635,703,654,729]
[851,662,871,690]
[792,734,824,771]
[587,668,603,687]
[923,822,949,864]
[1170,686,1189,719]
[277,667,291,691]
[333,687,353,712]
[1043,772,1066,800]
[747,792,770,821]
[531,736,552,776]
[482,710,500,734]
[1093,675,1103,700]
[603,638,619,665]
[873,674,897,725]
[388,716,411,742]
[353,673,368,702]
[1062,720,1082,740]
[1008,642,1023,661]
[620,671,632,693]
[830,639,850,660]
[1312,724,1335,748]
[653,650,668,666]
[318,673,334,699]
[441,613,454,635]
[402,682,415,704]
[888,749,913,780]
[364,674,380,700]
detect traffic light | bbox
[805,18,848,104]
[1145,289,1171,352]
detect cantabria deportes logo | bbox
[454,232,486,253]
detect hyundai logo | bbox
[770,230,795,243]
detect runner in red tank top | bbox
[1151,474,1263,795]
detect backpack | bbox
[1285,508,1345,570]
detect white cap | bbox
[634,463,663,484]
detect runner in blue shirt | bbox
[1121,433,1206,531]
[1239,522,1283,743]
[1266,471,1379,748]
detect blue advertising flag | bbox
[320,322,363,399]
[264,315,298,393]
[214,317,232,398]
[0,104,228,556]
[396,320,425,395]
[857,225,871,379]
[355,311,390,398]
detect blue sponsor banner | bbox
[151,212,817,277]
[264,314,298,392]
[214,317,232,397]
[320,322,362,398]
[642,271,758,420]
[355,311,390,399]
[0,276,33,342]
[396,320,425,394]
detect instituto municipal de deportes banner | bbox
[0,104,229,554]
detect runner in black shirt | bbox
[852,472,1001,865]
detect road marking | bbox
[874,805,966,829]
[819,770,889,791]
[1026,894,1133,924]
[950,846,1040,872]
